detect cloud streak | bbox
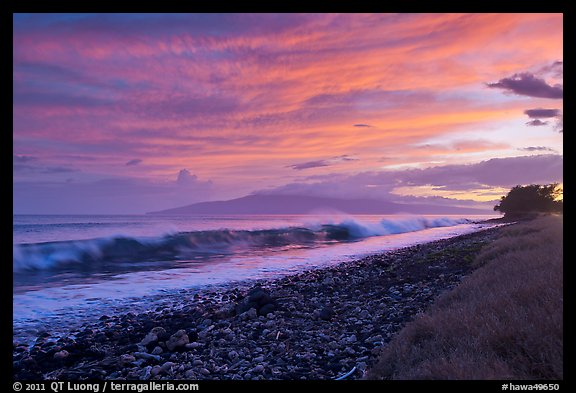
[12,13,563,213]
[524,108,560,118]
[125,159,142,166]
[287,155,359,171]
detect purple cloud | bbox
[287,155,358,171]
[487,73,563,99]
[353,124,373,128]
[518,146,556,152]
[177,169,213,189]
[263,154,563,200]
[526,119,548,126]
[13,154,76,174]
[555,114,563,133]
[524,108,560,118]
[523,108,562,130]
[125,159,142,166]
[288,160,331,171]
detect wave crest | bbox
[13,216,469,272]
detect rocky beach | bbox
[13,224,506,380]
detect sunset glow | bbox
[13,13,563,214]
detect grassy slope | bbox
[366,215,563,380]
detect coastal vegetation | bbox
[494,184,563,219]
[366,215,563,379]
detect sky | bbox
[13,13,563,214]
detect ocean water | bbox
[13,213,498,343]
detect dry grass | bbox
[366,215,563,380]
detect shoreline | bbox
[13,224,508,380]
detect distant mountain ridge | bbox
[147,194,490,215]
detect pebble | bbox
[53,350,69,360]
[166,330,189,351]
[318,307,335,321]
[134,352,161,362]
[252,365,265,373]
[119,354,136,365]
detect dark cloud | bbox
[523,108,562,130]
[526,119,548,126]
[524,108,560,119]
[334,155,358,162]
[264,154,563,200]
[288,160,330,171]
[518,146,556,152]
[125,159,143,166]
[487,73,563,99]
[13,154,77,174]
[287,155,358,171]
[353,124,373,128]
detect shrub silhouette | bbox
[494,184,562,218]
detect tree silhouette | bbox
[494,184,563,218]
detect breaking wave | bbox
[13,216,469,272]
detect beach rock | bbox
[140,366,152,380]
[119,354,136,366]
[140,327,166,347]
[53,350,69,360]
[345,334,357,344]
[134,352,161,362]
[241,308,258,320]
[236,287,276,316]
[215,304,235,319]
[252,364,265,373]
[319,307,335,320]
[150,365,162,377]
[258,303,276,316]
[166,330,189,351]
[161,362,175,373]
[185,342,201,350]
